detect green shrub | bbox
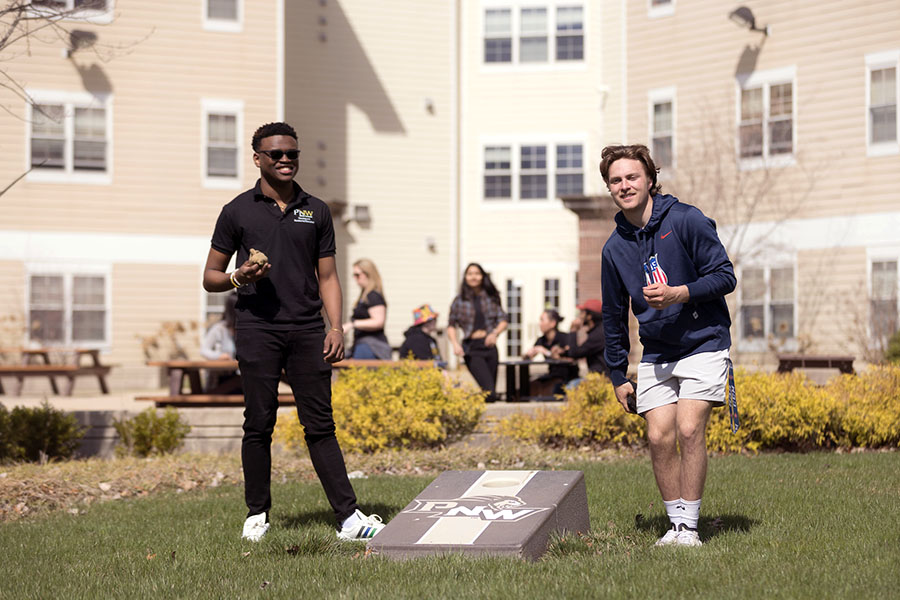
[0,403,17,461]
[497,373,646,448]
[114,407,191,457]
[2,402,85,463]
[275,362,485,453]
[885,330,900,364]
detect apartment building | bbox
[0,0,282,389]
[612,0,900,366]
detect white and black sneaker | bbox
[675,524,702,547]
[336,509,385,541]
[654,524,680,546]
[241,513,270,542]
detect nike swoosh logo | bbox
[661,231,672,239]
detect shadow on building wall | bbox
[284,0,406,289]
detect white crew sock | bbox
[681,498,702,529]
[341,509,363,530]
[663,499,686,528]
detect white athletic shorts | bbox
[636,349,730,414]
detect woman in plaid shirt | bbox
[447,263,509,402]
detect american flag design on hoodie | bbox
[643,253,668,285]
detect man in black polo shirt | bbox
[552,299,609,381]
[202,122,384,543]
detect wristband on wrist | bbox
[230,271,244,288]
[329,327,343,334]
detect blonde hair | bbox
[353,258,384,303]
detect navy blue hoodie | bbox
[601,194,736,387]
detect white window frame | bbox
[203,0,243,33]
[648,86,676,176]
[543,277,560,311]
[555,143,584,197]
[481,135,587,205]
[737,259,798,352]
[481,2,586,70]
[865,50,900,157]
[735,66,797,170]
[29,0,115,25]
[25,263,112,349]
[867,251,900,348]
[201,98,244,189]
[506,278,523,357]
[25,89,113,185]
[648,0,674,19]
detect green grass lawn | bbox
[2,452,899,599]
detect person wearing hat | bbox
[552,298,609,379]
[398,304,444,366]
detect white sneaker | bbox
[242,513,270,542]
[675,524,702,547]
[654,525,680,546]
[336,509,385,541]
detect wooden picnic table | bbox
[140,358,436,406]
[0,347,113,396]
[776,354,855,375]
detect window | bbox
[206,292,230,326]
[866,51,900,155]
[520,8,548,62]
[871,260,898,343]
[740,265,795,343]
[649,87,675,169]
[544,278,560,311]
[204,0,242,32]
[737,68,795,165]
[484,146,512,199]
[28,271,109,346]
[202,99,243,188]
[483,4,584,65]
[484,9,512,63]
[555,6,583,61]
[506,280,522,357]
[648,0,674,18]
[555,144,583,196]
[520,145,547,199]
[483,141,583,202]
[32,0,112,20]
[27,92,112,183]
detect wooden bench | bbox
[135,394,295,408]
[0,348,113,396]
[776,354,855,375]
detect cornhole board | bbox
[367,470,589,561]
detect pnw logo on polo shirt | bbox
[293,208,315,224]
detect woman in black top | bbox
[447,263,508,402]
[524,309,580,396]
[342,258,391,359]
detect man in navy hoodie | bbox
[599,144,735,547]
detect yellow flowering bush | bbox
[497,373,646,448]
[499,367,900,453]
[706,370,835,453]
[275,362,485,453]
[823,365,900,448]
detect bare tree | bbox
[0,1,148,194]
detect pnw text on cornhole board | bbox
[367,470,590,561]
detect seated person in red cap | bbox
[552,299,609,385]
[399,304,446,367]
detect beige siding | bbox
[625,0,900,364]
[1,0,279,236]
[284,1,455,346]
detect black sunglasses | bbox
[258,149,299,160]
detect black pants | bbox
[464,338,499,402]
[236,328,358,524]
